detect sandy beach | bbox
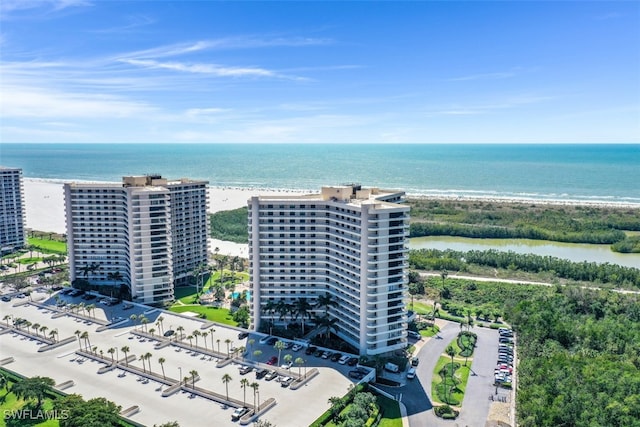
[23,178,312,257]
[23,178,639,259]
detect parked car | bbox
[407,330,421,339]
[321,351,332,359]
[330,352,342,362]
[407,368,416,379]
[238,331,249,340]
[239,366,253,375]
[348,370,365,380]
[1,296,11,302]
[291,343,303,352]
[266,337,278,345]
[313,349,324,357]
[305,346,317,355]
[231,407,249,421]
[255,369,268,379]
[411,357,420,367]
[347,357,359,366]
[266,356,278,365]
[280,377,293,387]
[338,355,350,365]
[265,370,278,381]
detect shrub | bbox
[434,404,459,419]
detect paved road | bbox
[379,321,510,427]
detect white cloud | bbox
[0,0,90,18]
[0,84,155,118]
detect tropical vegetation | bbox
[409,198,640,249]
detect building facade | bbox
[0,167,27,252]
[248,185,410,356]
[64,175,208,304]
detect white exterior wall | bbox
[64,176,208,305]
[0,168,26,251]
[249,186,410,356]
[128,187,173,304]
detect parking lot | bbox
[0,290,359,427]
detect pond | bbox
[410,236,640,269]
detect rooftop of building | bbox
[253,184,407,209]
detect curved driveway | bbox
[381,321,506,427]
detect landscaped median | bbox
[309,383,402,427]
[431,331,477,420]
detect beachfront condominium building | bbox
[248,184,410,356]
[64,175,209,305]
[0,167,27,253]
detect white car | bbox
[291,343,303,352]
[338,355,350,365]
[407,368,416,379]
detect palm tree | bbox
[209,329,216,350]
[225,338,232,356]
[274,340,286,364]
[0,372,7,395]
[202,331,209,351]
[32,323,40,337]
[130,314,138,328]
[48,329,58,343]
[2,315,11,327]
[86,304,95,319]
[316,293,338,315]
[144,352,153,373]
[158,357,166,379]
[156,315,165,335]
[176,325,185,340]
[193,330,201,348]
[140,316,149,332]
[121,346,130,366]
[187,335,194,348]
[441,270,448,287]
[295,357,305,378]
[107,347,115,363]
[216,338,221,353]
[39,325,48,340]
[292,297,313,335]
[80,331,90,351]
[149,328,156,337]
[11,376,55,410]
[247,338,255,355]
[240,378,249,406]
[189,370,198,390]
[316,315,338,343]
[222,373,232,400]
[250,382,259,412]
[446,345,456,404]
[140,354,146,373]
[275,300,291,326]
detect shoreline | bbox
[21,177,640,258]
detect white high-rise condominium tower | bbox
[64,175,209,305]
[0,167,27,252]
[249,184,410,356]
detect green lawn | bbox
[27,237,67,254]
[411,301,434,315]
[431,355,472,406]
[168,305,238,326]
[420,325,440,337]
[0,382,59,427]
[377,394,402,427]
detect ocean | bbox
[1,143,639,204]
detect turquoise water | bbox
[1,143,639,204]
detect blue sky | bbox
[1,0,638,144]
